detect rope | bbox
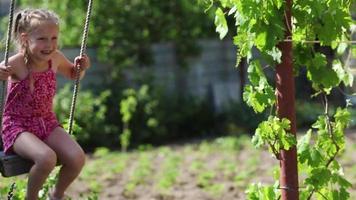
[7,183,15,200]
[67,0,93,134]
[0,0,16,148]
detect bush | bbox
[54,84,118,150]
[218,101,267,135]
[153,93,217,143]
[55,83,265,150]
[118,84,217,147]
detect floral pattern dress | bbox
[1,60,60,153]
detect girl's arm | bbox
[55,50,90,80]
[0,62,12,81]
[0,54,26,81]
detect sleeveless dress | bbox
[1,60,60,154]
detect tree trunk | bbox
[277,0,299,199]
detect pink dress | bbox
[1,60,60,153]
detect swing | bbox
[0,0,93,177]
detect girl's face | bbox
[25,21,59,63]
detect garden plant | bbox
[204,0,355,199]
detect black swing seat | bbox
[0,151,33,177]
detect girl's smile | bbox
[25,21,59,66]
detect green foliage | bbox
[211,0,285,62]
[155,148,182,192]
[54,85,117,148]
[119,85,216,146]
[214,8,228,39]
[120,129,131,152]
[1,1,214,82]
[1,174,56,200]
[293,0,352,47]
[38,174,57,200]
[245,182,280,200]
[220,101,266,134]
[297,108,352,198]
[119,85,159,150]
[197,170,225,196]
[205,0,354,198]
[2,135,356,199]
[155,94,216,138]
[124,152,153,196]
[306,53,353,93]
[17,0,88,47]
[89,0,215,69]
[58,82,219,149]
[243,61,275,113]
[253,116,296,157]
[2,0,222,149]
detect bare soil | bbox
[67,132,356,200]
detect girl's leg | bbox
[44,127,85,199]
[13,132,57,200]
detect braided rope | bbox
[7,182,15,200]
[68,0,93,134]
[0,0,16,148]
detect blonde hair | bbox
[13,8,59,48]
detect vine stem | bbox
[283,39,356,44]
[268,139,281,160]
[307,93,340,200]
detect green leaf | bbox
[208,1,353,198]
[233,32,254,59]
[332,60,353,87]
[215,8,228,39]
[297,130,312,164]
[334,108,351,129]
[273,0,283,9]
[243,61,275,113]
[265,47,282,63]
[246,183,279,200]
[337,42,348,55]
[246,183,260,200]
[247,61,265,85]
[307,53,340,90]
[254,116,296,152]
[228,6,237,16]
[262,186,276,199]
[255,31,267,50]
[339,187,350,200]
[252,133,264,148]
[219,0,233,8]
[331,173,352,188]
[309,148,324,167]
[243,86,267,113]
[305,168,331,189]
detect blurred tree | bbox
[17,0,215,75]
[14,0,217,104]
[8,0,220,145]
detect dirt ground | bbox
[67,132,356,200]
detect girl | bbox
[0,8,89,200]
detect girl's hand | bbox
[0,66,13,80]
[74,54,90,71]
